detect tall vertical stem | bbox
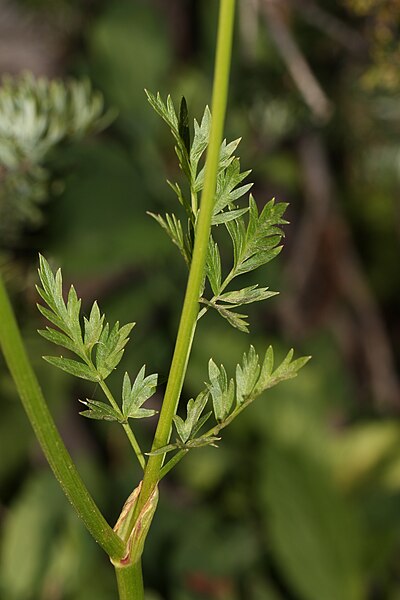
[132,0,236,524]
[114,561,144,600]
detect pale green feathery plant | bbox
[0,72,113,243]
[0,1,310,598]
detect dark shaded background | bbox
[1,1,400,599]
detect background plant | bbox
[0,1,399,599]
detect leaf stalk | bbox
[99,380,146,470]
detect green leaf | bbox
[145,90,179,136]
[184,435,220,449]
[205,302,250,333]
[173,391,209,443]
[213,159,252,216]
[83,301,104,350]
[207,359,235,422]
[147,443,179,456]
[37,255,83,349]
[43,356,98,381]
[36,303,66,333]
[194,140,248,198]
[262,447,364,600]
[191,411,213,438]
[236,345,260,406]
[37,256,68,323]
[37,327,77,355]
[226,217,246,268]
[261,345,274,381]
[234,247,283,277]
[226,196,288,279]
[211,207,249,226]
[145,90,190,181]
[0,473,65,600]
[122,368,158,419]
[95,321,135,380]
[190,105,211,179]
[79,399,123,422]
[38,254,58,304]
[147,433,219,456]
[178,96,190,154]
[256,347,311,394]
[206,238,222,296]
[217,285,278,305]
[66,285,82,345]
[37,255,136,384]
[216,306,249,333]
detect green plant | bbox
[0,1,310,598]
[0,72,112,244]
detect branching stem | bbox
[128,0,237,534]
[160,394,253,479]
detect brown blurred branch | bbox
[0,0,66,76]
[333,215,400,409]
[261,0,333,122]
[280,132,400,409]
[239,0,260,62]
[288,0,366,55]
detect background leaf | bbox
[261,445,364,600]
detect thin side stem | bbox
[0,276,125,561]
[114,561,144,600]
[160,396,253,480]
[130,0,236,527]
[99,381,145,470]
[159,448,189,479]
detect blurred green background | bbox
[1,1,400,598]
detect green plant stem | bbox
[99,380,145,470]
[0,275,125,561]
[131,0,236,528]
[114,561,143,600]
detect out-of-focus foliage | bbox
[0,73,112,243]
[0,0,399,599]
[344,0,400,90]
